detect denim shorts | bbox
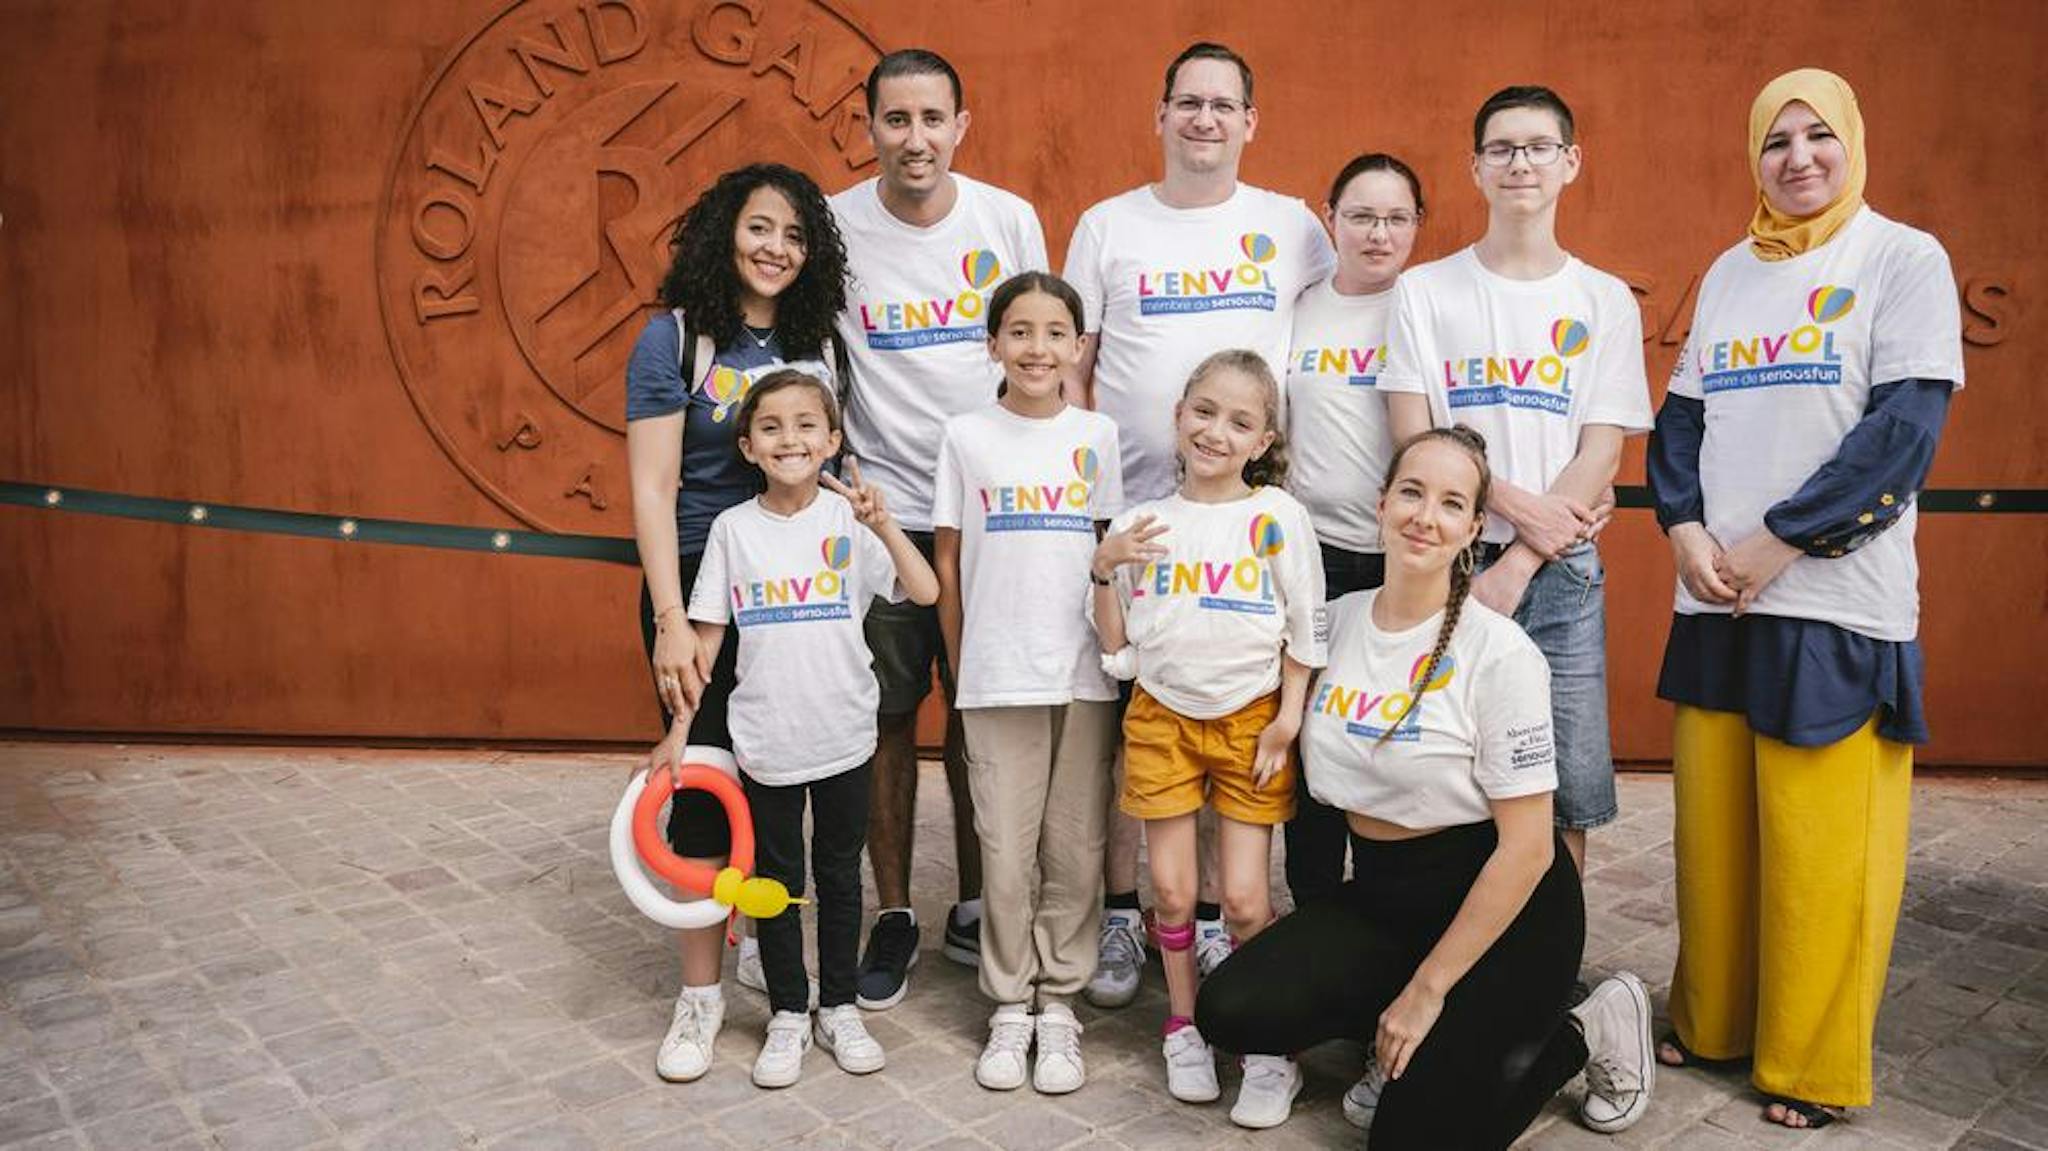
[862,531,954,716]
[1478,541,1618,830]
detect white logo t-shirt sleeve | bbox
[1581,275,1653,432]
[1871,231,1967,387]
[686,515,734,625]
[1064,207,1110,334]
[1472,633,1558,801]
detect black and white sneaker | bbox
[942,903,982,968]
[1572,971,1655,1133]
[855,910,920,1010]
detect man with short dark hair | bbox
[831,48,1050,1012]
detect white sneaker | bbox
[1572,971,1655,1133]
[1341,1057,1386,1129]
[813,1004,885,1074]
[1032,1003,1085,1095]
[1230,1054,1301,1129]
[1083,909,1145,1008]
[975,1005,1033,1091]
[1162,1025,1220,1103]
[654,986,722,1082]
[1194,919,1233,980]
[735,935,819,1009]
[751,1010,812,1088]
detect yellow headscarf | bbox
[1746,68,1867,261]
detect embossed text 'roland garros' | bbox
[406,0,877,327]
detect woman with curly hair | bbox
[624,161,850,1085]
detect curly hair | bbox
[656,163,849,361]
[1179,349,1289,488]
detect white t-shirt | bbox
[1667,208,1964,641]
[1380,248,1652,543]
[1066,184,1336,503]
[1285,278,1397,552]
[1303,590,1556,830]
[832,174,1050,532]
[688,491,903,784]
[1096,487,1327,719]
[933,404,1126,708]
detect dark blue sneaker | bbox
[942,903,981,968]
[855,910,919,1010]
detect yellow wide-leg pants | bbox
[1668,705,1912,1107]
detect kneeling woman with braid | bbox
[1196,427,1655,1149]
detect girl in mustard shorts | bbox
[1088,349,1326,1124]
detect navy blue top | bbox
[624,313,786,557]
[1648,378,1954,746]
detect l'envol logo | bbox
[377,0,881,532]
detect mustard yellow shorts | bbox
[1119,687,1296,826]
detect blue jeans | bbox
[1480,541,1618,830]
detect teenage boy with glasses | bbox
[1381,85,1649,879]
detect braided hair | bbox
[1179,349,1290,488]
[1375,425,1492,743]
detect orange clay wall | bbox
[2,1,2042,764]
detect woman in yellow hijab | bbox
[1646,68,1964,1129]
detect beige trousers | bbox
[962,701,1117,1007]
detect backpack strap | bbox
[825,333,855,412]
[670,307,716,395]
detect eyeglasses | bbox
[1477,140,1567,167]
[1340,211,1420,233]
[1166,95,1248,119]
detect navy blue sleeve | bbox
[624,313,685,422]
[1647,394,1706,531]
[1763,379,1955,557]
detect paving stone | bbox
[0,1096,67,1146]
[1977,1098,2048,1148]
[310,1074,427,1136]
[357,1110,466,1151]
[289,1047,395,1100]
[205,1106,334,1151]
[193,1074,303,1128]
[487,1114,603,1150]
[78,1100,196,1148]
[541,1058,642,1111]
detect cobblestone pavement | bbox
[0,743,2043,1150]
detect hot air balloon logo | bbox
[1550,318,1590,359]
[821,535,852,571]
[1239,233,1277,263]
[961,250,1003,289]
[1072,447,1100,483]
[1408,651,1458,693]
[1807,286,1855,324]
[704,366,749,423]
[1248,512,1285,557]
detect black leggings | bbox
[1197,821,1587,1151]
[1284,544,1387,908]
[639,573,740,855]
[744,763,872,1014]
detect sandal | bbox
[1656,1032,1749,1070]
[1762,1097,1842,1129]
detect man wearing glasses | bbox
[1061,36,1332,1049]
[1381,85,1651,876]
